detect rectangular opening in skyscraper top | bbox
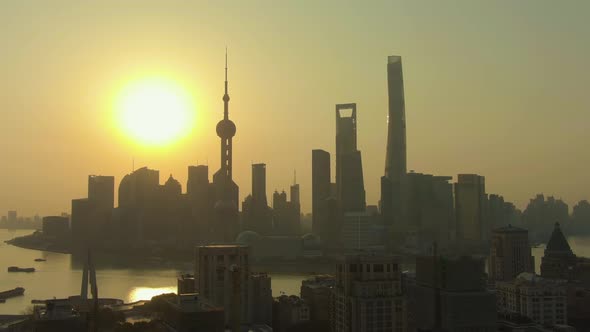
[337,108,353,118]
[388,55,401,64]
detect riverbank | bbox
[5,232,338,274]
[5,232,70,254]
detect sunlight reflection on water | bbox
[128,286,176,302]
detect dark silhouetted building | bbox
[381,55,407,229]
[88,175,114,211]
[488,194,521,229]
[70,198,94,245]
[523,194,569,243]
[384,55,407,185]
[409,255,497,332]
[242,164,272,234]
[300,275,334,323]
[118,167,160,208]
[489,225,534,283]
[187,165,210,199]
[7,210,17,223]
[151,293,225,332]
[272,295,309,332]
[332,254,407,332]
[455,174,488,245]
[71,174,116,248]
[340,212,377,250]
[187,165,214,240]
[248,273,273,326]
[541,223,580,281]
[195,244,250,326]
[178,274,196,295]
[401,172,454,248]
[252,163,267,206]
[312,149,331,239]
[335,103,366,213]
[42,216,69,238]
[212,53,240,243]
[272,190,300,235]
[163,174,182,198]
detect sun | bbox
[115,77,194,146]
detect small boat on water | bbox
[7,266,35,273]
[34,258,46,262]
[0,287,25,300]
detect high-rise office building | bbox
[332,254,407,332]
[252,164,267,206]
[186,165,214,239]
[163,175,182,198]
[300,275,335,323]
[489,225,534,283]
[118,167,160,208]
[71,198,94,245]
[88,175,114,211]
[195,244,251,327]
[42,216,69,237]
[248,273,273,326]
[381,55,407,229]
[272,295,310,332]
[242,164,272,234]
[290,177,300,206]
[272,190,300,235]
[335,103,366,213]
[7,210,17,223]
[187,165,210,201]
[384,55,407,182]
[212,52,240,242]
[401,172,454,246]
[409,255,497,332]
[455,174,487,244]
[339,212,374,250]
[312,149,331,235]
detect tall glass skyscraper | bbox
[381,55,407,227]
[384,55,406,182]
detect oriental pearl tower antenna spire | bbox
[223,47,229,120]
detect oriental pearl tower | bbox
[212,50,240,242]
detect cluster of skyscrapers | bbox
[24,54,590,332]
[69,55,302,253]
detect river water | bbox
[0,230,309,314]
[2,229,590,315]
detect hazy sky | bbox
[1,0,589,217]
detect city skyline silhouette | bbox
[1,1,589,218]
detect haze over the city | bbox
[1,0,589,216]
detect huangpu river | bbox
[2,229,590,315]
[0,230,310,314]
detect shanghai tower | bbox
[381,55,406,227]
[384,55,406,180]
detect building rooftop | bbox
[340,253,401,263]
[198,244,249,249]
[302,275,335,289]
[546,222,574,255]
[511,272,567,286]
[493,224,528,233]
